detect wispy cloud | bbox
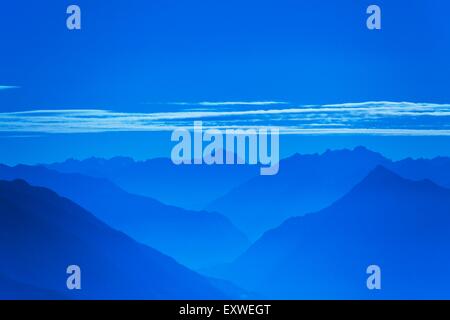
[2,101,450,135]
[169,101,288,107]
[0,85,19,90]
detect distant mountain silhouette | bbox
[39,148,450,243]
[45,156,259,210]
[388,156,450,190]
[207,146,391,239]
[207,147,450,239]
[0,179,232,299]
[0,165,249,269]
[211,167,450,299]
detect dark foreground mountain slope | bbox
[0,165,248,269]
[0,273,66,299]
[0,179,229,299]
[213,167,450,299]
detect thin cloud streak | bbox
[1,101,450,135]
[169,101,288,107]
[0,85,20,90]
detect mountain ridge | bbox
[206,146,392,239]
[213,166,450,299]
[0,165,249,269]
[0,179,230,299]
[45,155,260,210]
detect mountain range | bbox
[45,156,259,211]
[209,166,450,299]
[207,147,450,239]
[42,147,450,242]
[0,179,230,299]
[3,147,450,299]
[0,164,249,269]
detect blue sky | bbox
[1,0,450,164]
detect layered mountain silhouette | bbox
[0,179,229,299]
[0,165,249,269]
[207,146,391,239]
[3,148,450,299]
[211,166,450,299]
[44,148,450,242]
[207,147,450,239]
[46,156,259,210]
[389,156,450,190]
